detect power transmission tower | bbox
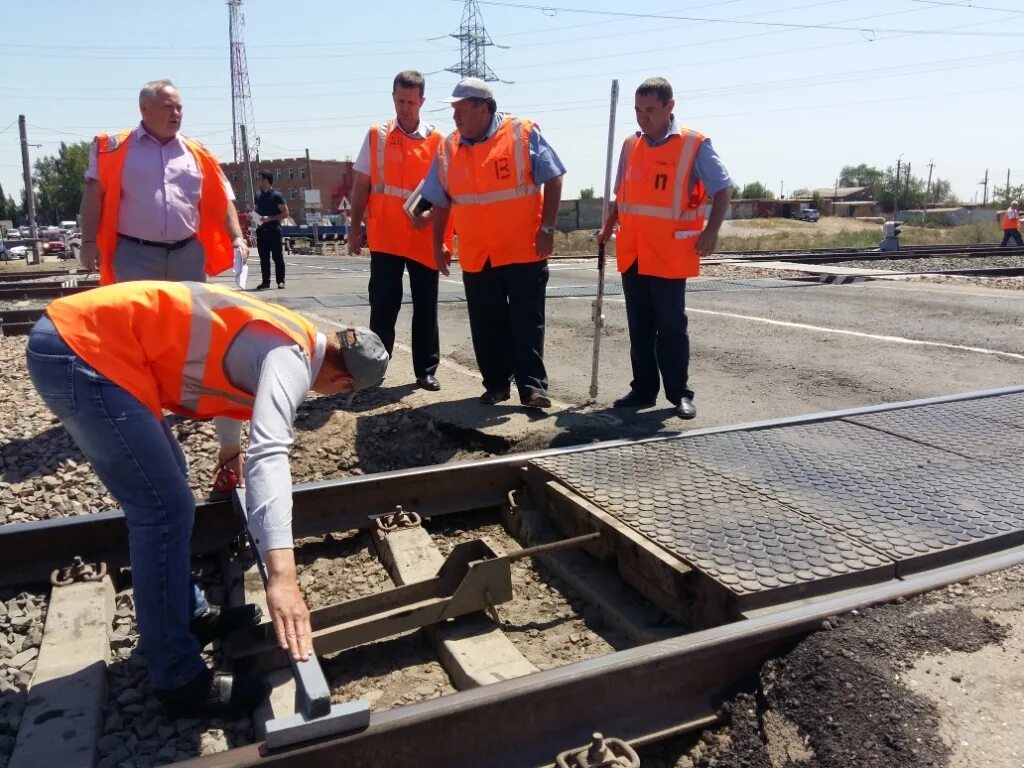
[228,0,258,209]
[446,0,508,82]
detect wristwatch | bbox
[540,225,557,235]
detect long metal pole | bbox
[588,79,618,401]
[18,116,37,240]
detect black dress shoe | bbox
[254,283,270,291]
[673,397,697,420]
[479,387,511,405]
[190,603,263,647]
[416,375,441,391]
[613,391,657,408]
[156,667,270,720]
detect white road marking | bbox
[687,307,1024,361]
[560,296,1024,360]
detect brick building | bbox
[220,157,354,224]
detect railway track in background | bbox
[4,387,1024,767]
[706,242,1024,265]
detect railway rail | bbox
[3,387,1023,767]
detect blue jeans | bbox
[25,315,208,690]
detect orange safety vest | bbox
[366,120,451,268]
[1002,207,1020,230]
[437,115,544,273]
[46,281,317,420]
[616,127,707,278]
[94,130,234,286]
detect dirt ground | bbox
[642,565,1024,768]
[718,217,881,240]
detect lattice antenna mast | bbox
[446,0,508,82]
[228,0,258,208]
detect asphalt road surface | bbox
[216,254,1024,431]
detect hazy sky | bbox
[3,0,1022,211]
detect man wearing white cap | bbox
[421,77,566,409]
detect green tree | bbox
[0,183,14,222]
[579,186,595,199]
[811,191,823,211]
[740,182,774,199]
[838,164,885,189]
[31,140,90,224]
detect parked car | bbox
[7,245,28,259]
[5,228,21,238]
[43,239,66,255]
[793,208,820,222]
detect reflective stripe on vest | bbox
[446,119,538,205]
[369,120,419,199]
[179,283,311,413]
[618,129,703,221]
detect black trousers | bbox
[462,260,549,400]
[1000,229,1023,247]
[620,260,693,404]
[368,252,440,379]
[256,226,285,285]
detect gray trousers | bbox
[112,237,206,283]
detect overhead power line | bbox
[467,0,1024,36]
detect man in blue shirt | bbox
[421,78,567,408]
[253,171,289,290]
[599,77,733,420]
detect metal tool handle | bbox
[589,79,619,401]
[231,488,331,719]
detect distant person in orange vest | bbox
[598,77,733,420]
[421,77,566,408]
[1000,200,1022,247]
[78,79,247,285]
[26,281,388,719]
[349,70,451,392]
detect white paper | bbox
[233,247,249,290]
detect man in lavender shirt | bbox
[78,79,248,283]
[78,80,251,512]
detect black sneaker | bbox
[254,283,270,291]
[479,388,511,405]
[190,603,263,647]
[156,668,270,720]
[277,282,285,289]
[612,391,657,408]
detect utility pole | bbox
[305,148,313,190]
[894,157,901,217]
[239,124,255,211]
[925,160,934,210]
[18,115,38,241]
[979,169,989,206]
[780,181,784,199]
[904,162,911,213]
[1007,168,1012,202]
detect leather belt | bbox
[118,233,196,251]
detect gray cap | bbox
[336,327,389,391]
[442,77,494,103]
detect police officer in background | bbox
[253,170,289,290]
[421,77,566,408]
[598,77,733,420]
